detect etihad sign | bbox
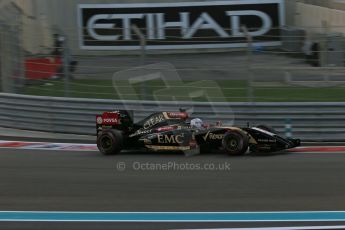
[86,11,272,41]
[78,0,284,50]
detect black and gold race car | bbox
[96,110,300,156]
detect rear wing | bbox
[96,112,120,126]
[96,110,134,135]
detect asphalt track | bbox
[0,148,345,229]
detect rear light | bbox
[96,112,120,125]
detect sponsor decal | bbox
[78,0,284,50]
[143,114,165,129]
[258,138,276,143]
[166,112,188,119]
[100,112,120,125]
[143,139,152,144]
[258,145,272,149]
[96,116,103,124]
[103,118,118,123]
[157,133,185,144]
[156,126,175,132]
[203,131,223,141]
[129,129,152,137]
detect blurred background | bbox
[0,0,344,102]
[1,0,345,139]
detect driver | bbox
[190,118,204,129]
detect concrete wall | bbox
[295,2,345,36]
[297,0,345,10]
[0,0,53,54]
[0,1,24,92]
[294,0,345,34]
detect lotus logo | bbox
[96,117,103,124]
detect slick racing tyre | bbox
[222,131,249,156]
[97,129,123,155]
[256,125,276,134]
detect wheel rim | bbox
[227,137,238,151]
[100,136,113,150]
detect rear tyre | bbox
[256,125,276,133]
[222,131,249,156]
[97,129,123,155]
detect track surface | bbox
[1,148,345,212]
[0,148,345,229]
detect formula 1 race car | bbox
[96,110,300,156]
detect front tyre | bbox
[222,131,249,156]
[97,130,123,155]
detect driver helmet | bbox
[190,118,203,129]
